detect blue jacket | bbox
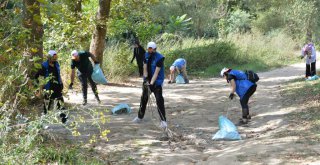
[145,52,165,86]
[229,70,254,99]
[42,61,62,90]
[172,58,186,69]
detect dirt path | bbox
[60,63,320,164]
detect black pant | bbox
[306,61,316,77]
[77,71,99,101]
[240,84,257,119]
[43,85,64,114]
[137,60,143,77]
[138,84,166,121]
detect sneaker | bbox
[160,121,168,129]
[60,113,68,124]
[132,117,142,123]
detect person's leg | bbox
[137,83,149,119]
[240,85,257,120]
[153,86,166,121]
[181,65,189,83]
[43,92,51,114]
[306,64,311,77]
[78,72,88,105]
[311,61,316,76]
[88,74,100,103]
[138,61,144,77]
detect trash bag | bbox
[91,64,108,84]
[212,115,241,141]
[306,75,319,81]
[176,74,185,84]
[111,103,131,115]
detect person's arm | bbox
[230,79,236,94]
[150,57,164,85]
[131,48,136,63]
[71,69,75,84]
[89,52,99,64]
[143,63,148,80]
[150,67,161,85]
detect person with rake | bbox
[132,42,168,129]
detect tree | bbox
[22,0,43,59]
[89,0,111,67]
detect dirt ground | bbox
[51,62,320,165]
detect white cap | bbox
[170,66,175,71]
[147,42,157,49]
[71,50,78,56]
[220,67,229,77]
[48,50,57,57]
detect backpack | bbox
[245,70,259,83]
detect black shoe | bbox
[60,113,68,124]
[82,100,87,106]
[237,118,248,126]
[184,79,189,84]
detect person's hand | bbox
[69,83,73,90]
[229,93,235,100]
[148,83,155,92]
[300,56,304,59]
[94,61,99,64]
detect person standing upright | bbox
[301,43,317,78]
[131,40,146,77]
[132,42,167,129]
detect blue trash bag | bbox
[91,64,108,84]
[306,75,319,81]
[176,74,185,84]
[212,115,241,141]
[111,103,131,115]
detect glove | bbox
[148,83,155,92]
[69,83,73,90]
[229,93,235,100]
[94,61,99,64]
[300,56,304,59]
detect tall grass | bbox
[101,30,300,81]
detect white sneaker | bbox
[132,117,142,123]
[160,121,167,129]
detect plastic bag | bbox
[111,103,131,115]
[175,74,185,84]
[91,64,108,84]
[212,115,241,141]
[306,75,319,81]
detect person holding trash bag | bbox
[34,50,68,123]
[220,68,257,125]
[168,58,189,84]
[132,41,167,129]
[131,40,146,77]
[301,43,317,78]
[69,50,101,105]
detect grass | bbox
[99,30,300,81]
[280,78,320,144]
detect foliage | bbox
[166,14,192,35]
[227,9,252,34]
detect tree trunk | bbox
[89,0,111,67]
[22,0,43,59]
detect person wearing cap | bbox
[34,50,67,123]
[301,43,317,78]
[131,40,146,77]
[132,42,168,129]
[69,50,101,105]
[168,58,189,84]
[220,68,257,125]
